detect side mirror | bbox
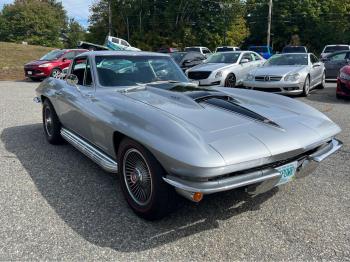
[240,58,249,64]
[66,74,78,86]
[62,57,67,62]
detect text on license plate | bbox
[27,71,32,75]
[276,161,298,186]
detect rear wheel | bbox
[42,99,64,144]
[118,138,175,220]
[224,73,236,87]
[318,72,326,89]
[302,76,310,96]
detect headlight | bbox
[38,63,51,68]
[246,73,254,81]
[215,71,223,78]
[340,71,350,80]
[284,73,300,82]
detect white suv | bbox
[215,46,241,52]
[184,46,212,57]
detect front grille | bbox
[255,75,282,82]
[188,71,211,80]
[253,87,282,93]
[339,82,350,95]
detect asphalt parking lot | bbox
[0,81,349,260]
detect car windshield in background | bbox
[206,52,240,64]
[249,47,268,53]
[184,47,200,52]
[95,56,188,87]
[170,52,186,63]
[216,47,235,52]
[265,54,308,66]
[324,46,349,53]
[40,50,65,61]
[283,47,306,53]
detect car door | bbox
[237,53,254,82]
[56,56,96,142]
[59,51,76,70]
[324,52,348,79]
[310,54,323,86]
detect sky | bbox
[0,0,94,27]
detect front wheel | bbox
[50,68,61,78]
[302,76,310,97]
[224,73,236,87]
[118,138,175,220]
[42,99,64,144]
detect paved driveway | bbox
[0,81,349,260]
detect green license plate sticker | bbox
[276,161,298,186]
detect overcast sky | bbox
[0,0,94,27]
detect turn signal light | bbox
[193,192,203,202]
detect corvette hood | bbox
[189,63,232,72]
[251,65,306,76]
[122,83,340,165]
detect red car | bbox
[337,65,350,99]
[24,49,87,80]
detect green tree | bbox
[64,18,86,48]
[0,0,67,47]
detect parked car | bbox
[320,45,350,59]
[248,45,273,59]
[186,51,264,87]
[184,46,212,57]
[34,51,342,220]
[282,46,308,53]
[321,50,350,79]
[244,53,325,96]
[157,47,180,53]
[170,51,206,71]
[336,65,350,98]
[215,46,241,52]
[24,49,87,80]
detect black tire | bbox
[118,138,175,220]
[50,68,61,78]
[42,99,64,145]
[336,94,342,99]
[29,77,42,82]
[224,73,236,87]
[302,76,310,97]
[318,71,326,89]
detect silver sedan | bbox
[244,53,326,96]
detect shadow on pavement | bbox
[1,124,277,252]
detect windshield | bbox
[185,47,200,52]
[282,46,306,53]
[206,52,240,63]
[324,46,349,53]
[216,47,235,52]
[40,50,65,61]
[170,52,186,63]
[265,54,308,66]
[249,46,268,53]
[95,56,189,87]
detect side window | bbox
[329,52,347,61]
[345,52,350,60]
[71,57,92,87]
[63,51,76,60]
[121,40,129,47]
[311,54,319,64]
[203,48,211,54]
[242,53,253,62]
[252,53,261,61]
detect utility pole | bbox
[267,0,273,47]
[108,0,112,36]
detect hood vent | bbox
[199,96,281,129]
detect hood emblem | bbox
[264,75,270,81]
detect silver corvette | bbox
[244,53,326,96]
[35,51,342,220]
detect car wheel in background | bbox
[118,138,175,220]
[42,99,64,145]
[318,72,326,89]
[50,68,61,78]
[224,73,236,87]
[302,76,310,96]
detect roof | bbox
[76,51,169,58]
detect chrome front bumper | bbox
[163,139,342,198]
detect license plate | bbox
[276,161,298,186]
[27,71,32,75]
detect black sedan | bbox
[170,51,206,71]
[322,50,350,79]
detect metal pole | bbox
[108,0,112,36]
[267,0,272,47]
